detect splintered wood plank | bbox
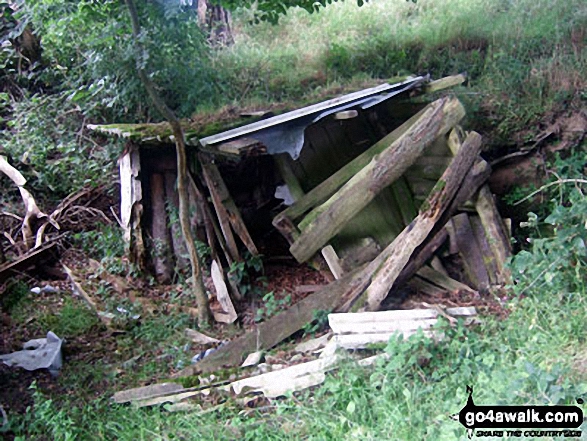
[291,97,465,263]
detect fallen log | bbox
[290,97,466,263]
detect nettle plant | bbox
[509,153,587,299]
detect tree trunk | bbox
[125,0,211,326]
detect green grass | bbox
[215,0,586,147]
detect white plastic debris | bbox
[0,331,63,374]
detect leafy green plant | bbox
[228,251,264,297]
[254,291,291,322]
[302,309,331,335]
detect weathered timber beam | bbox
[273,105,429,226]
[175,265,370,375]
[391,159,492,293]
[474,185,512,284]
[290,97,466,263]
[451,213,491,292]
[424,74,467,94]
[360,131,483,311]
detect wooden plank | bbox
[451,213,491,292]
[475,185,512,284]
[0,241,58,284]
[330,318,438,335]
[201,160,258,257]
[328,306,477,327]
[333,330,434,349]
[321,245,345,280]
[273,153,305,202]
[416,265,477,294]
[164,171,189,270]
[424,74,467,94]
[291,97,466,263]
[112,383,185,404]
[216,137,266,157]
[150,173,172,283]
[211,259,237,324]
[201,160,241,262]
[390,177,417,227]
[118,145,145,267]
[470,215,499,285]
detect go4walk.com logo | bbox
[451,386,585,438]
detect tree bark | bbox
[125,0,211,326]
[289,97,466,263]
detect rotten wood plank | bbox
[290,97,465,263]
[358,131,484,311]
[201,159,241,262]
[164,171,189,270]
[150,173,173,283]
[451,213,491,292]
[475,185,512,284]
[424,74,467,94]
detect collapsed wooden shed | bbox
[90,76,468,276]
[90,74,514,370]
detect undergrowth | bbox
[6,150,587,440]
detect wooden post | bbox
[451,213,491,292]
[475,185,512,284]
[201,160,241,262]
[150,173,172,283]
[290,97,466,263]
[164,171,189,271]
